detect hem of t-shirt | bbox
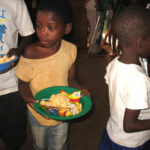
[20,29,35,37]
[126,104,148,110]
[106,128,150,148]
[0,87,18,96]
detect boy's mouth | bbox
[40,40,50,45]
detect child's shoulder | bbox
[23,42,39,59]
[62,40,77,51]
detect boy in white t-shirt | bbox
[99,5,150,150]
[0,0,35,150]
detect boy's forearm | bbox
[68,78,83,90]
[18,79,37,103]
[124,119,150,133]
[18,80,33,99]
[124,108,150,133]
[68,63,90,96]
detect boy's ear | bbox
[64,23,72,35]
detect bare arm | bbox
[18,34,35,56]
[123,108,150,133]
[68,63,82,89]
[0,34,35,74]
[18,79,38,104]
[18,79,51,120]
[17,44,36,103]
[8,34,35,57]
[68,62,90,96]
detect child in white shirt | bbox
[100,5,150,150]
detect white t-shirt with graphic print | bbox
[0,0,35,95]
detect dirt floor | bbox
[0,47,112,150]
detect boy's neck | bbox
[119,48,141,66]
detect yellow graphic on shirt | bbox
[0,18,8,22]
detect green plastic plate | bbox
[33,86,92,121]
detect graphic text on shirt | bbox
[0,9,7,52]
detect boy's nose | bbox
[41,28,48,35]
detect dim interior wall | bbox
[70,0,88,49]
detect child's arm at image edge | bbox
[123,108,150,133]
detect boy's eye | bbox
[48,26,55,31]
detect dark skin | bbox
[18,11,90,119]
[119,37,150,133]
[0,34,34,74]
[8,34,34,57]
[124,109,150,132]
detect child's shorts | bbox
[0,91,27,150]
[99,128,150,150]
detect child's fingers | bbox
[25,98,39,103]
[11,62,15,66]
[81,88,91,97]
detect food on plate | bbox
[0,55,16,64]
[58,108,72,117]
[60,90,81,102]
[40,91,82,117]
[40,94,71,108]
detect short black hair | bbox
[113,5,150,47]
[37,0,73,25]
